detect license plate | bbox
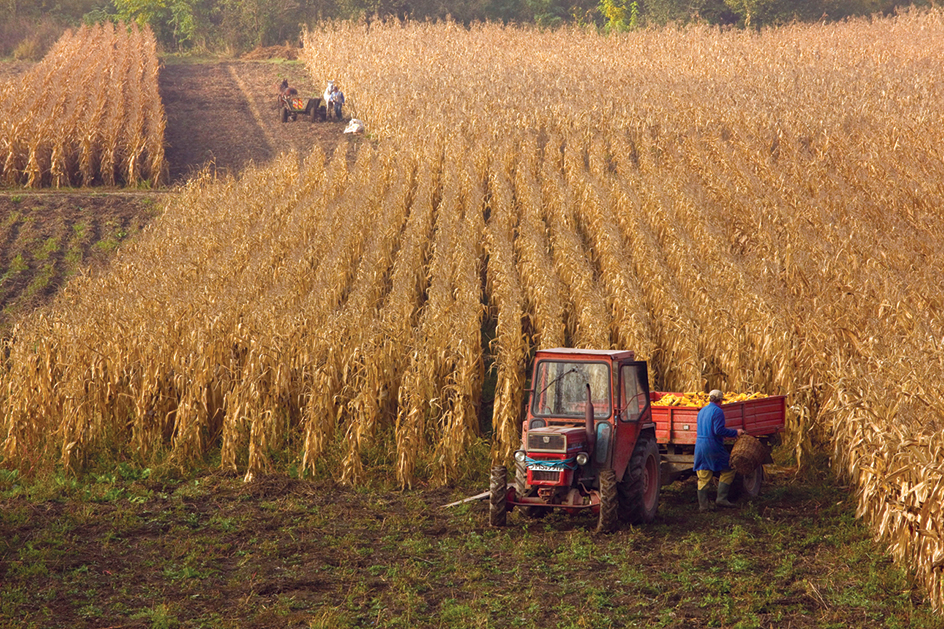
[529,465,561,473]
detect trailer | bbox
[651,392,785,497]
[277,83,325,123]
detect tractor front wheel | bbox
[515,458,545,519]
[489,466,507,527]
[618,431,660,524]
[596,469,618,533]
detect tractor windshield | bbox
[531,360,611,419]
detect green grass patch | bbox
[23,261,56,297]
[2,252,28,277]
[33,236,60,261]
[0,460,940,628]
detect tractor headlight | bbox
[514,450,527,463]
[576,452,590,466]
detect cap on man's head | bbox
[709,389,724,403]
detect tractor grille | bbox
[530,470,561,483]
[528,433,566,452]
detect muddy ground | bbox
[2,465,939,628]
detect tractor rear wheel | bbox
[618,431,660,524]
[280,107,288,123]
[596,469,618,533]
[489,466,507,527]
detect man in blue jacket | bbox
[694,389,745,511]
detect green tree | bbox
[722,0,771,27]
[599,0,639,31]
[114,0,167,27]
[218,0,305,49]
[639,0,738,26]
[113,0,199,48]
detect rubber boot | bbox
[697,488,714,512]
[716,482,736,508]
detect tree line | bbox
[0,0,933,57]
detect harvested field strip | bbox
[227,64,277,155]
[0,194,161,332]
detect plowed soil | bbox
[159,59,355,182]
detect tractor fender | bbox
[613,422,656,482]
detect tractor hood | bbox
[526,426,588,455]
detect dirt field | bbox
[2,464,940,628]
[158,58,355,182]
[0,192,162,332]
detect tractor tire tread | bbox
[597,468,618,533]
[489,466,507,527]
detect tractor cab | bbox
[493,348,659,532]
[523,348,651,472]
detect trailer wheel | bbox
[731,465,763,500]
[310,106,319,123]
[515,458,545,519]
[489,466,507,527]
[596,469,618,533]
[618,431,660,524]
[280,107,288,123]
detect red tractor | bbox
[489,348,785,532]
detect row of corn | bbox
[0,22,165,188]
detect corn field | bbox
[3,9,944,611]
[0,22,165,188]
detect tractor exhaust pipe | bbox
[585,384,595,452]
